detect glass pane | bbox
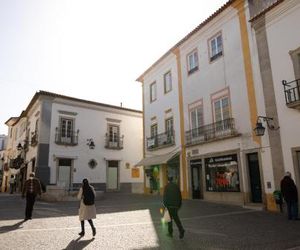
[217,35,222,53]
[211,39,217,56]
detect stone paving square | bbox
[1,193,300,250]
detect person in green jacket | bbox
[163,176,185,239]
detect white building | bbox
[4,91,144,194]
[136,0,292,210]
[248,0,300,209]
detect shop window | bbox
[205,154,240,192]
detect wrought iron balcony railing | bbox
[282,79,300,109]
[185,118,238,146]
[147,130,175,150]
[55,128,79,146]
[105,134,124,150]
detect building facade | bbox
[248,0,300,207]
[137,0,299,210]
[3,91,144,194]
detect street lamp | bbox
[253,116,280,136]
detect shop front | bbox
[203,153,244,204]
[135,151,180,195]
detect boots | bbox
[79,221,85,236]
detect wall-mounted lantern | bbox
[87,139,95,149]
[253,116,280,136]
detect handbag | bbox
[163,208,171,223]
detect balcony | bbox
[283,79,300,109]
[185,118,238,146]
[105,134,124,150]
[147,130,175,150]
[55,128,79,146]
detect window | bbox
[190,105,203,137]
[165,117,173,135]
[209,33,223,62]
[289,47,300,79]
[60,118,73,143]
[164,71,172,94]
[213,96,230,131]
[150,82,157,102]
[214,96,230,122]
[147,124,158,148]
[187,50,199,75]
[205,154,240,192]
[35,119,39,134]
[108,125,119,143]
[151,124,158,138]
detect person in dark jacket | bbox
[163,177,185,238]
[281,171,299,220]
[22,172,42,220]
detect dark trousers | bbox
[167,207,184,234]
[286,200,298,220]
[80,219,95,232]
[25,193,36,219]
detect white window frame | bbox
[150,82,157,102]
[60,117,74,143]
[190,106,203,130]
[187,49,199,74]
[164,71,172,94]
[165,117,173,134]
[108,124,119,143]
[150,124,158,138]
[209,33,223,62]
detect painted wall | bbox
[264,1,300,175]
[48,101,143,186]
[142,52,181,152]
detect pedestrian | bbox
[22,172,42,220]
[77,178,96,237]
[9,175,16,194]
[280,171,299,220]
[163,176,185,239]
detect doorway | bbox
[107,160,119,190]
[190,159,202,199]
[247,153,262,203]
[57,158,72,190]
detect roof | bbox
[136,0,235,82]
[8,90,142,126]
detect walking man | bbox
[281,171,299,220]
[163,176,185,239]
[22,172,42,220]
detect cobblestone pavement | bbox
[1,193,300,250]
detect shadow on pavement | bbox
[62,236,95,250]
[0,219,26,234]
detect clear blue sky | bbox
[0,0,228,135]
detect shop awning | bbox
[135,151,180,167]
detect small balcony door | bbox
[60,118,73,144]
[108,125,119,148]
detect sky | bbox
[0,0,228,135]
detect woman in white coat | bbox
[77,178,96,237]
